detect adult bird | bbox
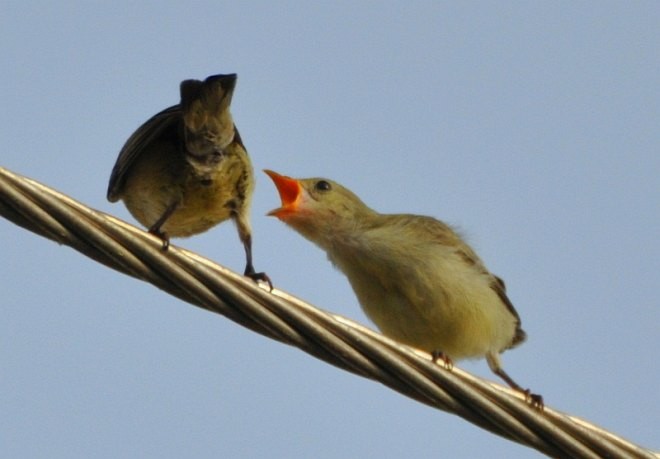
[108,74,269,286]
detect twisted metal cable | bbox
[0,165,656,459]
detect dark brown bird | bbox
[107,74,269,286]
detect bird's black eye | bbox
[315,180,332,192]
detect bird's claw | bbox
[148,228,170,250]
[523,389,544,411]
[431,351,454,370]
[245,268,273,291]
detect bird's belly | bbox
[122,169,236,237]
[161,187,234,237]
[356,285,515,361]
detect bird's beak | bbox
[264,170,302,218]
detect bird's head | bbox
[264,170,374,246]
[180,74,237,154]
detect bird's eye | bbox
[315,180,332,192]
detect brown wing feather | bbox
[491,275,526,348]
[107,104,181,201]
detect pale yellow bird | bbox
[265,170,542,408]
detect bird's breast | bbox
[121,145,252,238]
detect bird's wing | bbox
[491,275,524,342]
[394,214,526,342]
[449,227,525,346]
[106,104,181,201]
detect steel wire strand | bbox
[0,166,656,459]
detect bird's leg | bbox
[492,367,544,410]
[234,215,272,290]
[486,352,544,410]
[242,239,272,290]
[148,200,179,250]
[431,350,454,370]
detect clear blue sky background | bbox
[1,2,658,458]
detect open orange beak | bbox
[264,170,303,218]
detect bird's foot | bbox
[148,227,170,251]
[244,266,273,291]
[431,350,454,370]
[522,389,544,411]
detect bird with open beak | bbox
[264,170,542,408]
[107,74,269,287]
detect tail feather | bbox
[509,327,527,349]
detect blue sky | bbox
[1,2,658,457]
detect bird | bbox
[264,170,542,408]
[107,74,269,287]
